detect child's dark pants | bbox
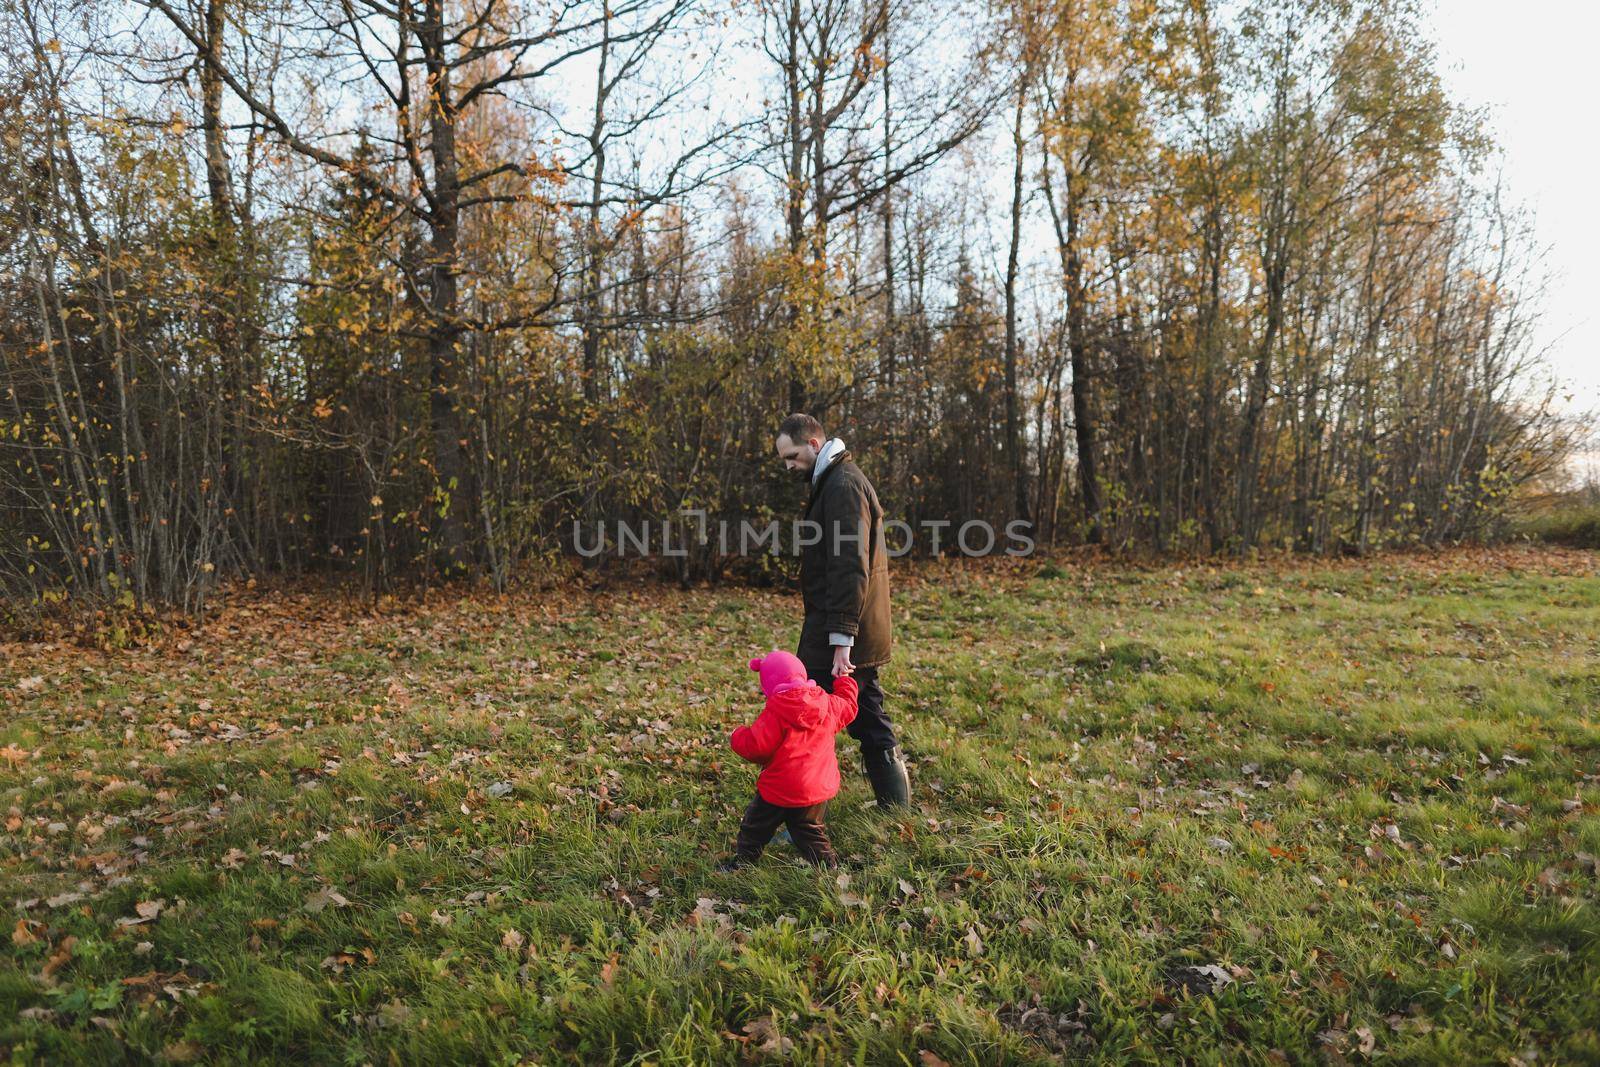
[735,795,837,866]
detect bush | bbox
[1515,506,1600,549]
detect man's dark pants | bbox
[734,795,837,866]
[796,649,897,750]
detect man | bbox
[775,413,911,808]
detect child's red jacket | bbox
[729,677,859,807]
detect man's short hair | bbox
[777,413,825,445]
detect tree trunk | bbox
[880,2,895,488]
[1064,185,1099,543]
[581,13,612,405]
[1234,260,1281,552]
[201,0,234,227]
[1003,79,1030,526]
[783,0,807,413]
[1041,139,1100,544]
[423,0,471,573]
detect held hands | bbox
[831,644,855,678]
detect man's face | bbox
[775,434,823,480]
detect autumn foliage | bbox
[0,0,1577,620]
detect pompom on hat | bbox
[749,650,811,697]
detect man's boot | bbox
[863,745,911,808]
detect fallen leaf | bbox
[1186,963,1235,993]
[1354,1025,1375,1054]
[743,1014,793,1055]
[41,936,77,979]
[161,1041,203,1063]
[116,899,165,927]
[304,887,350,913]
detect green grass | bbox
[2,547,1598,1064]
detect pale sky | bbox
[1430,0,1599,468]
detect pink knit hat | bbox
[749,650,811,697]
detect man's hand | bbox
[831,644,855,678]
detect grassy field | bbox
[2,547,1598,1065]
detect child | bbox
[723,650,858,868]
